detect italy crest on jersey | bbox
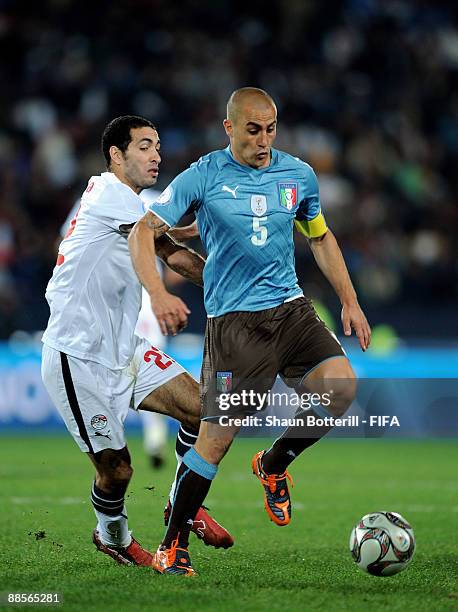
[278,182,298,210]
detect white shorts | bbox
[41,336,186,454]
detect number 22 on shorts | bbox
[143,347,174,370]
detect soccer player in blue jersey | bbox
[129,88,371,575]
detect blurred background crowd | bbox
[0,0,456,339]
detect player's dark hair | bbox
[102,115,156,169]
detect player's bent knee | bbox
[305,358,357,417]
[91,447,133,492]
[115,461,133,482]
[326,369,357,416]
[96,462,133,493]
[327,379,356,416]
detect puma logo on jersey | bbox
[222,185,239,198]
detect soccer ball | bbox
[349,511,415,576]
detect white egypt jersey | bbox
[41,172,185,453]
[43,172,155,368]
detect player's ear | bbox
[109,145,123,167]
[223,119,232,137]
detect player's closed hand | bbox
[150,290,191,336]
[341,302,371,351]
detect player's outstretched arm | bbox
[155,234,205,287]
[308,230,371,351]
[129,211,190,336]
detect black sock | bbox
[262,410,333,474]
[175,424,199,459]
[91,481,126,517]
[163,449,217,549]
[176,524,193,548]
[163,464,212,548]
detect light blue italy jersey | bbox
[149,146,326,317]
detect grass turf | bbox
[1,435,457,611]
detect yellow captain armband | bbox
[294,212,327,238]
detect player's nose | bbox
[257,131,268,147]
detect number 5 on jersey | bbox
[251,216,268,246]
[250,195,268,246]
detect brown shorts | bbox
[201,297,345,419]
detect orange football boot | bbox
[153,538,196,576]
[252,450,294,526]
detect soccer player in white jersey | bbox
[41,115,233,567]
[61,192,171,469]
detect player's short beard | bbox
[138,175,157,190]
[124,157,156,191]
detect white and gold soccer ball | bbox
[349,511,415,576]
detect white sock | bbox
[91,482,131,547]
[94,507,131,548]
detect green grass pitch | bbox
[1,435,457,611]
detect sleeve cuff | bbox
[148,207,173,228]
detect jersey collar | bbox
[101,171,140,195]
[102,171,125,186]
